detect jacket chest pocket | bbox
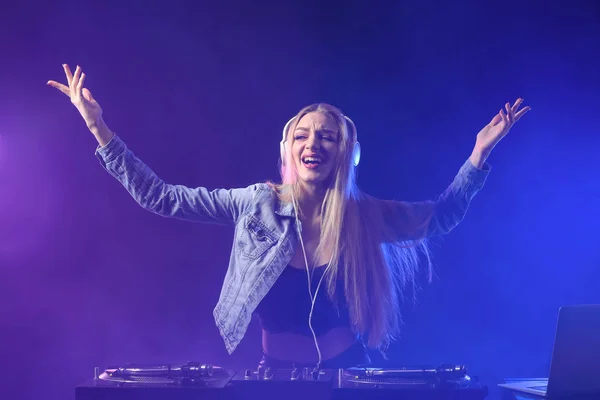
[238,216,277,260]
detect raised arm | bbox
[379,159,489,240]
[381,99,530,241]
[95,134,257,224]
[48,64,256,225]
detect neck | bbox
[297,183,326,221]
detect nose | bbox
[306,134,321,149]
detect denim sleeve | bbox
[94,135,258,225]
[382,159,490,240]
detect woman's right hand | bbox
[48,64,113,146]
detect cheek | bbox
[291,144,302,160]
[325,143,340,158]
[294,152,303,164]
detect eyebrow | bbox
[295,127,337,134]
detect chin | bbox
[299,173,333,188]
[295,164,334,186]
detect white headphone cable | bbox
[291,188,329,368]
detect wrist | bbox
[469,148,489,169]
[88,117,114,147]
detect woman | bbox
[48,65,530,369]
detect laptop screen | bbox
[547,305,600,396]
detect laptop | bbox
[498,305,600,398]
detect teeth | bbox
[303,157,322,163]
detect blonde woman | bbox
[48,65,530,369]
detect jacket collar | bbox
[274,198,295,217]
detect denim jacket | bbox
[95,135,490,354]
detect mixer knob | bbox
[244,369,252,380]
[291,367,300,381]
[311,368,320,381]
[264,367,273,380]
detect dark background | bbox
[1,0,599,399]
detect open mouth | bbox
[302,156,323,169]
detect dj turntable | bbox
[335,364,487,399]
[76,362,488,400]
[75,362,233,400]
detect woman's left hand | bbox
[469,98,531,168]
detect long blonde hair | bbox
[271,103,432,351]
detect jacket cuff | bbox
[459,158,491,190]
[94,134,126,165]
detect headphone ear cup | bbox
[280,140,286,167]
[281,117,296,168]
[344,116,360,167]
[352,141,361,167]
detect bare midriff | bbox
[262,325,357,363]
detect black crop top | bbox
[255,265,350,337]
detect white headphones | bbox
[280,114,361,167]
